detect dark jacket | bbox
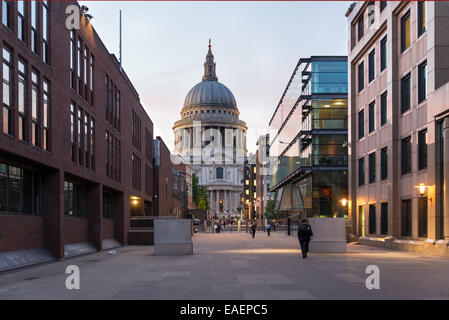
[251,224,256,232]
[297,223,313,241]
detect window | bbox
[358,157,365,186]
[380,92,387,126]
[64,181,86,218]
[368,102,375,133]
[401,199,412,236]
[90,119,95,170]
[358,109,364,139]
[70,30,75,89]
[43,80,50,151]
[380,147,388,180]
[132,154,141,191]
[78,108,83,164]
[380,203,388,235]
[418,61,427,103]
[380,36,387,71]
[401,11,411,52]
[18,60,26,141]
[216,167,224,179]
[84,47,88,99]
[418,197,428,237]
[132,110,141,150]
[103,191,114,219]
[2,47,12,135]
[357,16,364,41]
[2,0,12,29]
[18,1,26,42]
[90,56,94,105]
[0,163,41,215]
[84,114,89,168]
[42,1,49,64]
[418,129,428,170]
[401,136,411,175]
[368,50,375,82]
[70,103,76,163]
[358,62,364,92]
[31,0,38,54]
[380,1,387,12]
[77,39,82,95]
[31,71,39,146]
[369,204,376,234]
[401,73,411,114]
[369,152,376,183]
[418,1,426,37]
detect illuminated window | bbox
[418,1,426,37]
[401,11,411,52]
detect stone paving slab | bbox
[0,231,449,299]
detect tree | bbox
[265,199,279,222]
[192,173,209,210]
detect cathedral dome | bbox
[183,81,237,109]
[182,40,237,110]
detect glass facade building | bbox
[269,56,348,220]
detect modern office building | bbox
[173,41,247,217]
[242,154,257,221]
[0,1,156,269]
[255,134,272,227]
[269,56,348,222]
[346,1,449,254]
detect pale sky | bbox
[82,1,350,152]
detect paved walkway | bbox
[0,231,449,299]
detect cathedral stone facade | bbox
[173,42,247,216]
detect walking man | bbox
[297,219,313,258]
[250,223,256,238]
[266,223,271,236]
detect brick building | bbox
[0,1,155,266]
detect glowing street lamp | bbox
[414,184,429,196]
[340,198,348,207]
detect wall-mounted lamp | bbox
[414,184,432,203]
[340,198,348,207]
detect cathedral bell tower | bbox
[202,39,218,81]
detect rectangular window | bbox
[401,199,412,236]
[401,136,412,175]
[84,114,89,168]
[31,71,39,146]
[380,36,387,71]
[77,39,82,96]
[64,181,86,218]
[2,0,12,29]
[0,163,41,215]
[84,47,88,99]
[368,101,375,133]
[216,167,224,179]
[401,11,411,52]
[90,55,94,105]
[357,16,364,41]
[380,147,388,180]
[70,31,75,90]
[132,154,141,191]
[358,62,364,92]
[42,1,49,64]
[103,190,114,219]
[418,129,428,170]
[380,92,387,126]
[18,60,26,141]
[380,202,388,235]
[358,157,365,186]
[369,152,376,184]
[78,108,83,165]
[18,1,26,42]
[358,109,364,139]
[368,49,375,82]
[418,197,428,237]
[31,0,38,55]
[2,47,12,135]
[369,204,376,234]
[43,80,50,151]
[418,1,426,37]
[418,61,427,103]
[401,73,411,114]
[70,103,76,163]
[90,119,95,170]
